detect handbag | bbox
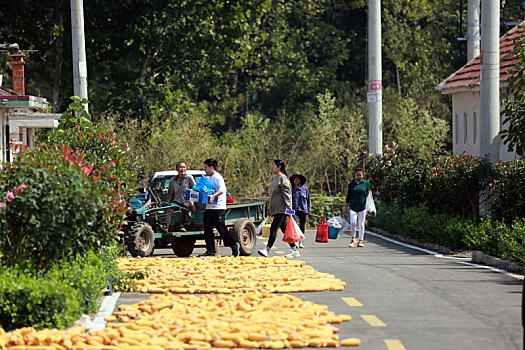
[315,216,329,243]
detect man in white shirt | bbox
[199,158,240,257]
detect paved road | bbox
[115,229,524,350]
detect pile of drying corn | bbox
[0,292,361,349]
[118,256,347,294]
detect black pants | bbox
[293,211,307,236]
[268,213,296,249]
[203,209,236,253]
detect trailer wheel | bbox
[233,219,256,256]
[126,222,155,257]
[172,236,196,257]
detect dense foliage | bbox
[369,202,525,265]
[502,33,525,157]
[3,0,523,139]
[463,216,525,264]
[0,244,147,331]
[0,145,122,267]
[368,202,471,250]
[365,148,525,263]
[0,267,81,331]
[490,160,525,222]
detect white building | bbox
[437,21,524,161]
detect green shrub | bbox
[363,143,419,202]
[46,251,109,314]
[367,201,403,234]
[0,268,81,331]
[380,158,431,206]
[97,243,149,293]
[463,216,525,264]
[0,146,122,268]
[490,159,525,222]
[424,155,495,218]
[369,202,471,250]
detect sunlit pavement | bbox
[114,229,523,350]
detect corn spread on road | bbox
[0,256,360,349]
[117,256,347,294]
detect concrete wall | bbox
[451,91,518,160]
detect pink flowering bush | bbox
[0,145,126,268]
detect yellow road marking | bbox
[342,297,363,307]
[275,251,284,254]
[384,339,406,350]
[361,315,386,327]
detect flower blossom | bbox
[14,184,28,195]
[5,191,15,200]
[81,166,92,175]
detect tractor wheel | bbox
[172,236,196,257]
[126,222,155,257]
[232,219,256,256]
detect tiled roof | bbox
[0,86,18,96]
[438,20,525,93]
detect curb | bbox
[369,227,453,255]
[369,227,524,276]
[471,251,522,273]
[73,292,121,332]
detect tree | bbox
[501,34,525,157]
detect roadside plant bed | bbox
[369,202,525,266]
[0,245,146,331]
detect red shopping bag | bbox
[315,216,329,243]
[283,215,300,244]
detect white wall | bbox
[451,91,518,160]
[452,91,480,156]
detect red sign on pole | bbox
[370,80,382,91]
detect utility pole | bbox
[368,0,383,155]
[467,0,481,61]
[70,0,89,112]
[479,0,500,162]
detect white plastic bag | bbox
[365,192,376,217]
[290,215,305,240]
[327,216,343,228]
[255,217,268,236]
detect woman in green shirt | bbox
[344,167,371,248]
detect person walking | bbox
[199,158,240,257]
[344,167,371,248]
[258,160,300,258]
[290,172,311,248]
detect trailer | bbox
[121,181,265,257]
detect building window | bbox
[455,114,459,144]
[463,113,468,144]
[473,112,477,145]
